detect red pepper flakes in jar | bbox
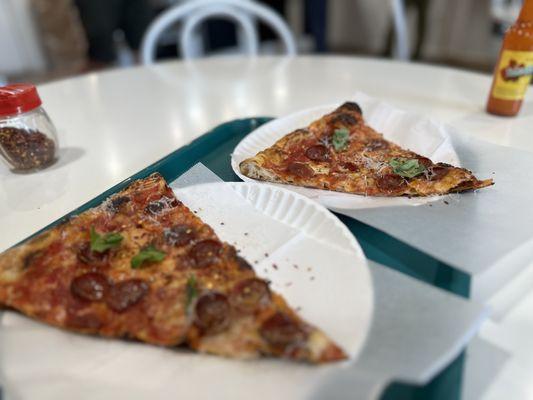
[0,84,58,172]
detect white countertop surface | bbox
[0,55,532,399]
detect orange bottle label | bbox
[491,50,533,100]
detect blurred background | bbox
[0,0,525,84]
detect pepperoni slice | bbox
[305,145,329,161]
[190,240,223,268]
[338,101,362,115]
[365,139,389,151]
[145,201,165,215]
[331,113,358,126]
[108,196,130,213]
[77,243,109,267]
[417,157,433,169]
[260,312,307,347]
[231,278,271,312]
[71,272,109,302]
[342,162,359,172]
[376,174,406,193]
[235,255,253,271]
[428,166,450,181]
[194,292,230,334]
[106,279,149,312]
[164,224,195,247]
[286,162,314,178]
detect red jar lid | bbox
[0,84,42,117]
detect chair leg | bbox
[413,0,429,60]
[390,0,410,60]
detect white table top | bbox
[0,55,532,399]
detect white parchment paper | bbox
[0,164,488,400]
[328,94,532,301]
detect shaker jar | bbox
[0,84,58,172]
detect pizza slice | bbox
[0,173,345,363]
[239,102,493,196]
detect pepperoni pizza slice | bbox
[239,102,493,196]
[0,173,345,363]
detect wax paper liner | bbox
[321,93,532,305]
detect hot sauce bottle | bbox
[487,0,533,116]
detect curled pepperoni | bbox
[342,162,359,172]
[194,292,230,334]
[286,162,314,178]
[145,201,165,215]
[437,162,453,168]
[235,255,253,271]
[106,279,148,312]
[376,174,406,193]
[190,240,222,268]
[260,312,307,347]
[71,272,109,302]
[77,243,109,267]
[305,145,329,161]
[428,166,450,181]
[331,113,358,126]
[164,224,195,246]
[231,278,271,312]
[338,101,362,115]
[108,196,130,213]
[417,157,433,169]
[365,139,389,151]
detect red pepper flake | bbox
[0,127,55,170]
[272,263,278,270]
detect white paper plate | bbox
[231,96,461,209]
[0,182,373,400]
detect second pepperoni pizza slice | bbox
[0,173,345,363]
[239,102,493,196]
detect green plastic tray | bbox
[15,118,469,400]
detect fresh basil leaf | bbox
[389,157,426,178]
[131,245,166,269]
[332,128,350,151]
[185,275,198,312]
[90,227,123,253]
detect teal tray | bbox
[19,118,469,400]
